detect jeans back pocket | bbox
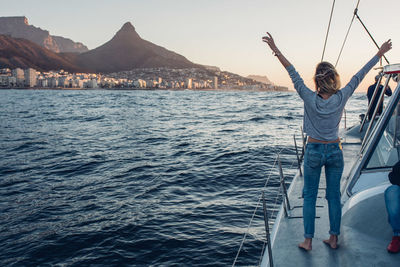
[305,149,322,168]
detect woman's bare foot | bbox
[323,234,338,249]
[298,238,312,251]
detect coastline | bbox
[0,87,290,92]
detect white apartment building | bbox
[213,76,218,89]
[12,68,24,86]
[186,78,193,89]
[24,68,37,87]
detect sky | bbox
[1,0,400,92]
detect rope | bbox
[321,0,336,62]
[335,0,361,67]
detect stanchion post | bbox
[278,154,291,216]
[262,191,274,267]
[293,134,303,176]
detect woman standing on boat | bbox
[262,32,392,251]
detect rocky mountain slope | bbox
[0,16,88,53]
[76,22,197,73]
[0,34,85,72]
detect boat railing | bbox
[361,73,393,149]
[359,73,384,133]
[232,133,305,267]
[360,69,400,150]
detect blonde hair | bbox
[314,62,341,95]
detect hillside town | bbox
[0,67,288,91]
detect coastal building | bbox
[186,78,192,89]
[0,68,11,74]
[134,79,146,88]
[87,79,98,88]
[75,79,83,88]
[8,76,17,87]
[24,68,37,87]
[3,66,285,91]
[58,76,68,87]
[213,76,218,89]
[0,75,8,87]
[12,68,24,86]
[146,79,157,88]
[48,77,58,88]
[0,75,17,87]
[37,78,48,88]
[67,78,75,88]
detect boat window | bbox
[365,102,400,169]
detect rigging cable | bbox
[335,0,361,67]
[321,0,336,62]
[354,9,390,64]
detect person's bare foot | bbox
[323,234,338,249]
[298,238,312,251]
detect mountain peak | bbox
[113,21,140,41]
[121,22,135,31]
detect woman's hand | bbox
[377,39,392,58]
[262,32,280,56]
[262,32,291,68]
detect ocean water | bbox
[0,89,367,266]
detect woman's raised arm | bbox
[262,32,292,69]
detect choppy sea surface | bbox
[0,89,367,266]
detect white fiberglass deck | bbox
[261,140,400,267]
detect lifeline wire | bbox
[257,155,298,266]
[232,147,295,267]
[231,154,280,267]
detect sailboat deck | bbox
[265,140,400,266]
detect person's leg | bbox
[385,185,400,235]
[299,143,323,250]
[324,143,344,249]
[385,185,400,253]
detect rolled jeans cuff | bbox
[329,230,340,236]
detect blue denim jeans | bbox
[385,185,400,236]
[303,142,344,238]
